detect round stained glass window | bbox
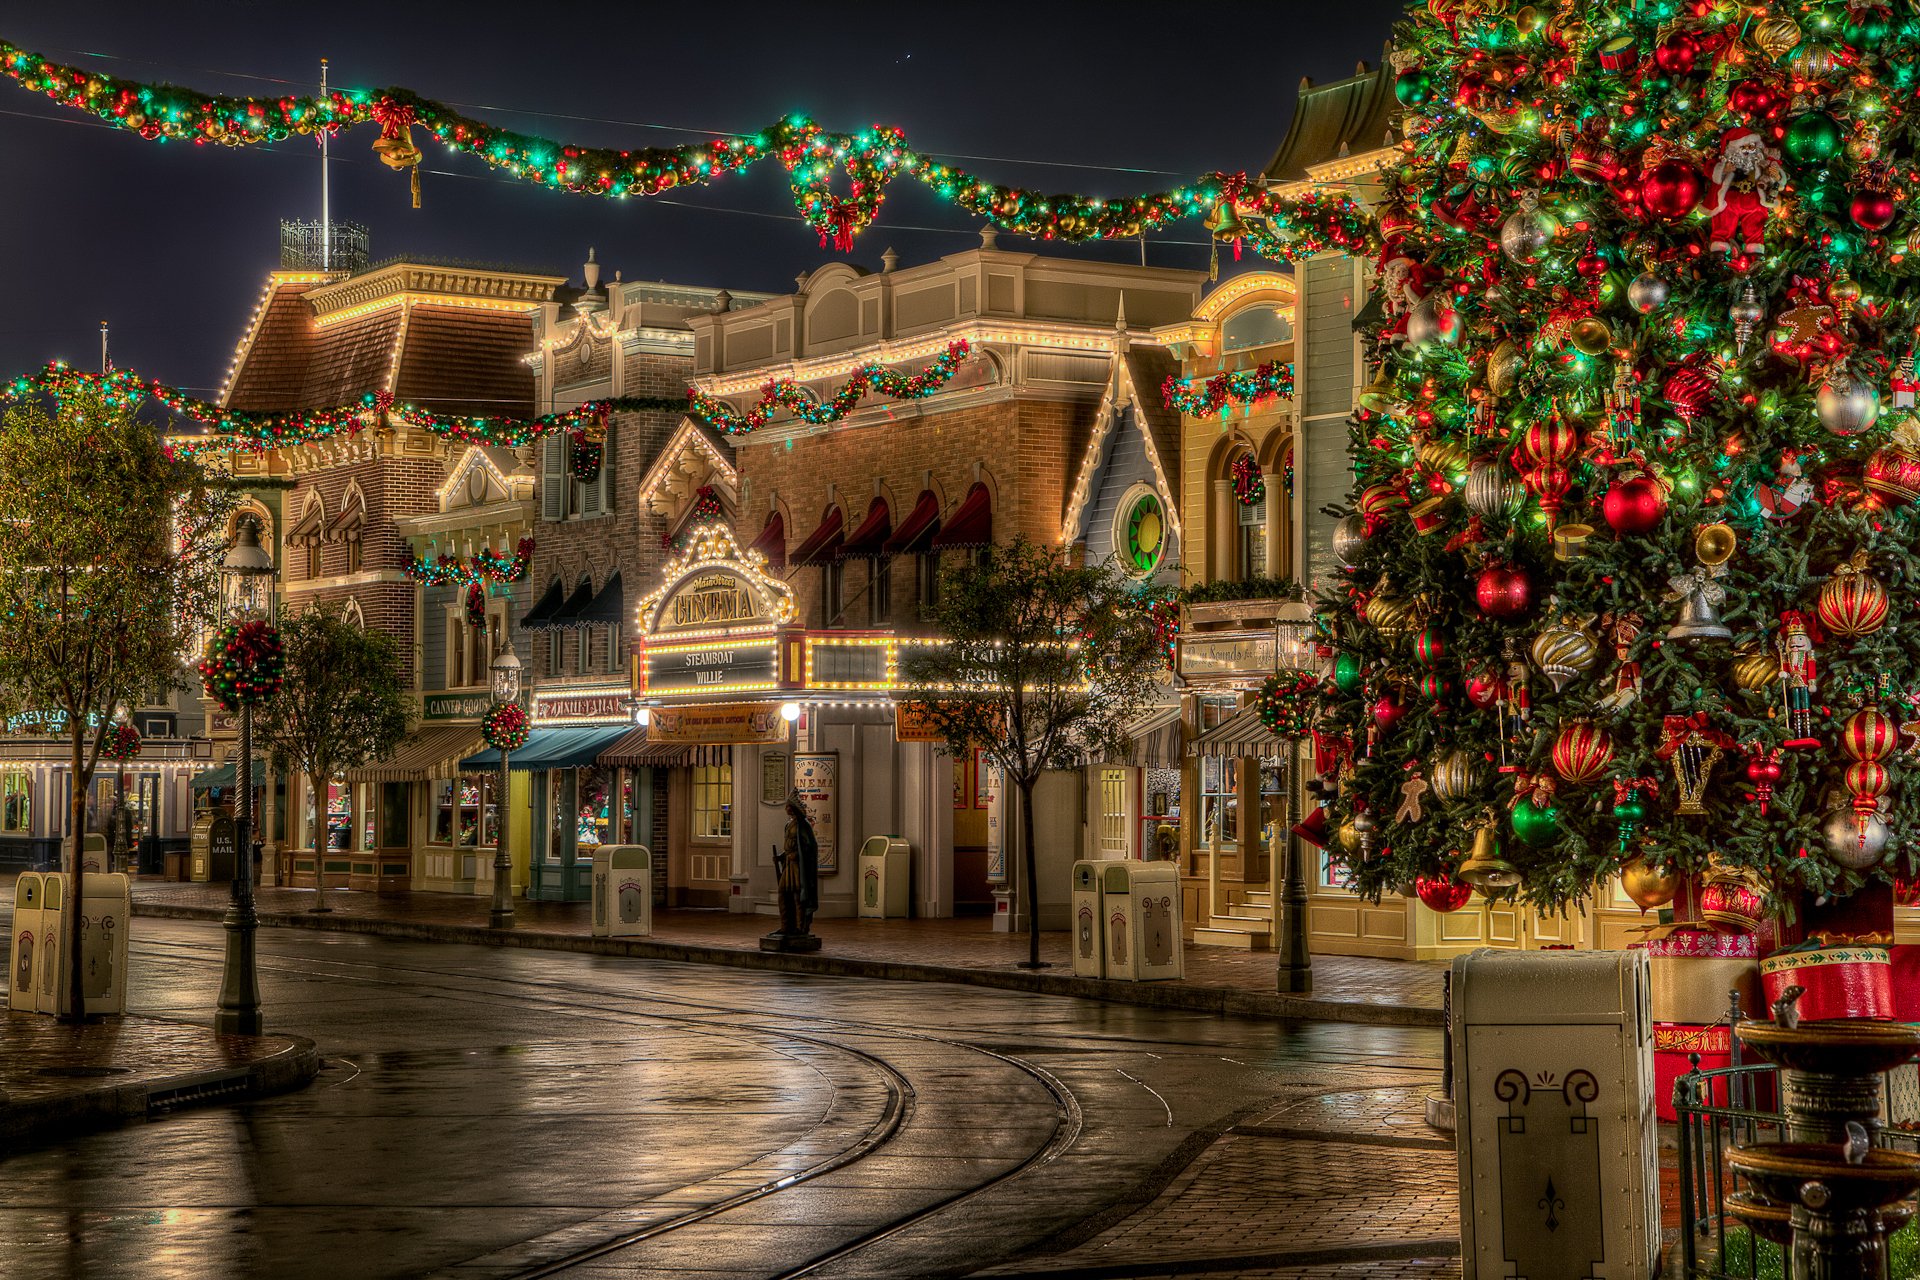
[1121,490,1165,576]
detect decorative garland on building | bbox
[1253,669,1318,739]
[1230,454,1266,507]
[100,722,143,762]
[0,38,1373,263]
[481,701,530,752]
[687,340,971,434]
[1161,360,1296,419]
[569,431,604,483]
[662,488,726,551]
[198,620,284,712]
[465,583,488,629]
[405,536,534,588]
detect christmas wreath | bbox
[198,620,285,712]
[1253,669,1318,738]
[465,582,488,629]
[1231,454,1265,507]
[570,429,603,483]
[482,701,530,752]
[101,722,143,762]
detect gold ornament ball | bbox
[1429,749,1482,803]
[1514,5,1545,35]
[1530,617,1601,691]
[1364,594,1415,639]
[1487,338,1524,398]
[1419,439,1471,478]
[1730,645,1782,692]
[1569,317,1613,356]
[1830,274,1864,308]
[1695,522,1738,568]
[1335,820,1362,855]
[1619,856,1678,912]
[1754,15,1802,59]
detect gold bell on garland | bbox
[1358,365,1400,414]
[1204,200,1246,281]
[371,100,426,208]
[1458,814,1521,893]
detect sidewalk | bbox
[120,877,1445,1027]
[0,1008,320,1148]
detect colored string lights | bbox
[687,341,972,434]
[1161,360,1296,418]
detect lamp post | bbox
[215,516,273,1036]
[489,633,522,930]
[1275,604,1317,997]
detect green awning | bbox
[460,725,631,772]
[190,759,267,790]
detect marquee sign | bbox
[641,638,782,698]
[533,688,631,724]
[648,702,789,746]
[637,522,797,638]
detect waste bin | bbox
[857,835,911,919]
[1070,861,1104,978]
[9,871,42,1011]
[62,832,108,875]
[28,872,132,1017]
[591,845,652,938]
[1103,861,1183,981]
[1452,948,1657,1279]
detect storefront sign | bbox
[658,568,763,633]
[806,635,896,690]
[533,689,630,723]
[793,751,838,875]
[1178,631,1278,681]
[649,702,788,746]
[982,760,1005,883]
[643,639,781,697]
[760,751,789,805]
[894,700,951,743]
[422,693,491,721]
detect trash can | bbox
[9,871,42,1011]
[62,832,108,875]
[857,835,911,919]
[34,873,65,1014]
[1070,861,1104,978]
[1452,948,1658,1279]
[1103,861,1183,981]
[28,873,131,1017]
[591,846,652,938]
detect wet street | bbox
[0,919,1442,1279]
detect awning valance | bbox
[930,482,992,550]
[882,489,941,556]
[597,726,694,768]
[521,577,565,629]
[748,511,786,571]
[460,725,631,772]
[342,726,486,783]
[839,497,891,559]
[189,759,268,791]
[326,501,366,541]
[792,506,845,567]
[1121,703,1184,768]
[571,571,624,628]
[1190,706,1288,760]
[547,577,596,630]
[287,503,325,547]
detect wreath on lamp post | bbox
[198,620,285,712]
[1253,669,1318,738]
[101,722,143,762]
[482,701,530,752]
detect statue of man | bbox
[775,790,820,937]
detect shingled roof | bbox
[1263,49,1397,184]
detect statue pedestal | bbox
[760,932,821,953]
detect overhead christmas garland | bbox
[405,536,534,588]
[0,38,1373,263]
[1162,360,1296,419]
[688,341,971,434]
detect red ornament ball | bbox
[1551,722,1616,786]
[1475,563,1533,620]
[1745,755,1783,788]
[1851,188,1897,232]
[1601,474,1668,535]
[1465,666,1503,708]
[1415,875,1474,914]
[1413,628,1447,667]
[1374,695,1406,734]
[1640,161,1704,221]
[1575,250,1608,279]
[1653,31,1699,76]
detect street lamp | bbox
[488,632,522,930]
[215,515,273,1036]
[1274,603,1319,997]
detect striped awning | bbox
[342,726,487,783]
[597,726,694,768]
[1122,703,1184,768]
[1190,706,1288,760]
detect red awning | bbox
[930,482,992,550]
[882,489,941,556]
[839,496,891,559]
[791,505,845,566]
[748,510,785,571]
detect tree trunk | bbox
[308,769,331,913]
[62,724,87,1023]
[1020,776,1041,969]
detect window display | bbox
[432,774,496,848]
[576,766,612,850]
[693,764,732,839]
[2,771,30,833]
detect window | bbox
[380,782,409,848]
[577,766,612,850]
[868,559,890,625]
[1239,491,1268,580]
[432,775,497,848]
[1115,486,1168,578]
[605,623,623,675]
[544,632,562,677]
[347,537,364,573]
[823,562,844,628]
[1,772,29,833]
[1200,755,1237,844]
[919,553,941,610]
[575,627,590,676]
[692,764,732,839]
[306,542,322,578]
[1097,768,1128,857]
[543,424,614,521]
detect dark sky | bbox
[0,1,1409,396]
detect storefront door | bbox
[1097,768,1130,859]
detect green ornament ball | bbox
[1511,799,1561,848]
[1612,797,1646,825]
[1333,652,1363,692]
[1844,11,1891,46]
[1785,111,1843,165]
[1394,68,1434,106]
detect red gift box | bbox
[1890,944,1920,1022]
[1653,1023,1776,1123]
[1646,927,1759,960]
[1760,935,1894,1022]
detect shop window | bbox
[2,771,30,833]
[381,781,408,848]
[577,766,613,851]
[693,764,733,840]
[432,775,497,848]
[1098,768,1128,857]
[1199,755,1237,844]
[325,781,351,850]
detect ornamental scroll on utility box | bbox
[1452,948,1658,1280]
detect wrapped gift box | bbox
[1892,945,1920,1022]
[1759,936,1894,1022]
[1652,1023,1777,1123]
[1650,956,1761,1025]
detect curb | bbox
[132,901,1444,1028]
[0,1023,321,1149]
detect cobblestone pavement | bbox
[105,874,1444,1016]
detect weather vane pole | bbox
[320,57,331,270]
[99,320,109,373]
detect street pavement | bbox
[0,918,1452,1279]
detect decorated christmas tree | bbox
[1321,0,1920,927]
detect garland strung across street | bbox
[1161,359,1296,419]
[686,341,971,434]
[404,536,535,588]
[0,38,1373,263]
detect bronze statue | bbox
[771,791,819,944]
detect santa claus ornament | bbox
[1705,127,1785,255]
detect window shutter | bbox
[541,436,567,522]
[595,423,614,515]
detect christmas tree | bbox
[1322,0,1920,921]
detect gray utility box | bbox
[591,846,653,938]
[1452,948,1658,1279]
[857,835,911,918]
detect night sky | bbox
[0,1,1410,396]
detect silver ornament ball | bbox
[1331,513,1369,568]
[1822,808,1891,870]
[1627,271,1670,314]
[1406,293,1462,348]
[1499,205,1556,265]
[1464,461,1524,523]
[1817,375,1881,437]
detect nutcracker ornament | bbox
[1704,127,1785,255]
[1778,611,1822,748]
[1754,449,1816,521]
[1500,637,1532,767]
[1596,610,1644,713]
